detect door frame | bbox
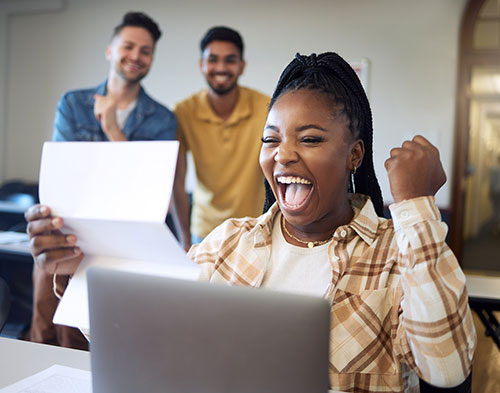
[450,0,500,258]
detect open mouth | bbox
[276,175,313,211]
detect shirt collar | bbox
[249,194,380,247]
[249,203,280,248]
[346,194,380,246]
[196,86,252,125]
[86,80,154,116]
[84,81,107,106]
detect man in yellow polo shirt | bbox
[172,26,269,250]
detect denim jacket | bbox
[52,81,176,141]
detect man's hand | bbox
[94,94,126,141]
[385,135,446,203]
[26,205,83,275]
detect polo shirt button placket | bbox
[222,125,230,143]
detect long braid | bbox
[263,52,384,216]
[264,179,275,213]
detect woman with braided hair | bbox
[191,52,475,391]
[26,52,475,392]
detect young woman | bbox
[27,52,475,392]
[188,52,475,391]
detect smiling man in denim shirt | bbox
[27,11,176,351]
[52,12,176,142]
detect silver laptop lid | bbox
[88,267,330,393]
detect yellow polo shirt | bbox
[175,86,270,238]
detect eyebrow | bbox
[297,124,328,132]
[264,124,328,132]
[207,54,239,60]
[122,40,153,50]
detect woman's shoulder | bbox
[210,215,264,239]
[188,208,278,260]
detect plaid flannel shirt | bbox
[188,194,476,393]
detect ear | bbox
[239,59,246,76]
[105,44,112,61]
[350,139,365,171]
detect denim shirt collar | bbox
[84,80,156,139]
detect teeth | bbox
[125,63,140,70]
[277,176,311,185]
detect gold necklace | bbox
[281,215,332,248]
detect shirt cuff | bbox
[389,196,441,231]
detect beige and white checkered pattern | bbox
[190,195,476,393]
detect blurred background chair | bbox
[0,276,11,333]
[0,180,37,338]
[0,180,38,232]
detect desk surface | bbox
[0,337,90,389]
[0,338,346,392]
[465,274,500,300]
[0,231,31,256]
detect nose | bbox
[128,48,141,61]
[214,59,227,73]
[274,140,298,165]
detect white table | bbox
[0,337,347,392]
[0,337,90,389]
[465,274,500,350]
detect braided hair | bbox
[263,52,384,216]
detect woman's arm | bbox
[384,136,475,386]
[390,197,476,387]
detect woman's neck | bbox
[282,197,354,248]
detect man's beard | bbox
[207,79,238,96]
[117,68,148,85]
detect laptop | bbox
[87,267,330,393]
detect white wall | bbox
[1,0,466,207]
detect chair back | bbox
[0,276,11,332]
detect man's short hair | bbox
[200,26,244,58]
[112,12,162,43]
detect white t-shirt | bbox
[261,212,332,297]
[116,100,137,130]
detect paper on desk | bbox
[0,364,91,393]
[38,142,200,331]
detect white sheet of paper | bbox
[0,365,91,393]
[38,142,200,330]
[39,142,175,222]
